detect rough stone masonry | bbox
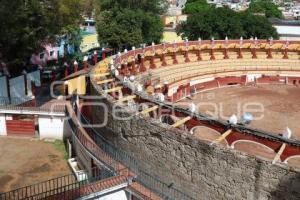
[91,85,300,200]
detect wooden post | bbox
[97,79,114,85]
[185,51,190,63]
[173,52,178,64]
[150,56,156,69]
[211,129,232,145]
[94,73,110,78]
[252,48,257,59]
[104,86,122,93]
[161,53,167,66]
[283,48,288,59]
[138,105,159,115]
[272,143,286,164]
[210,49,215,60]
[117,95,136,103]
[210,39,215,60]
[140,55,146,72]
[237,48,243,59]
[283,41,289,59]
[224,48,229,59]
[171,116,191,128]
[131,59,136,75]
[267,48,273,59]
[197,49,202,61]
[267,39,273,59]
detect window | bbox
[39,53,45,59]
[50,50,54,57]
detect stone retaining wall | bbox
[90,84,300,200]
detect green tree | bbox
[248,0,283,19]
[82,0,95,18]
[97,9,143,49]
[183,0,212,14]
[99,0,165,14]
[177,7,278,40]
[239,12,279,39]
[95,0,164,50]
[177,8,244,40]
[0,0,83,73]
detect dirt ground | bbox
[0,137,71,193]
[178,84,300,138]
[177,85,300,167]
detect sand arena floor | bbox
[0,138,71,193]
[177,84,300,137]
[176,85,300,167]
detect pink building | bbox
[30,44,59,66]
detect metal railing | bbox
[67,113,122,173]
[69,101,196,200]
[0,96,68,115]
[0,97,34,106]
[0,128,130,200]
[0,164,126,200]
[116,66,300,147]
[0,97,62,107]
[0,172,83,200]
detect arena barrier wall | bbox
[89,40,300,199]
[90,82,300,200]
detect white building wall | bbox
[98,190,128,200]
[27,70,41,87]
[278,36,300,41]
[0,114,7,136]
[0,76,8,98]
[9,75,26,98]
[274,25,300,40]
[38,116,64,140]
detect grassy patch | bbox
[44,140,69,160]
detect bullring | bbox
[86,39,300,199]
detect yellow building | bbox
[80,33,99,53]
[162,15,187,27]
[162,31,183,43]
[161,15,187,43]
